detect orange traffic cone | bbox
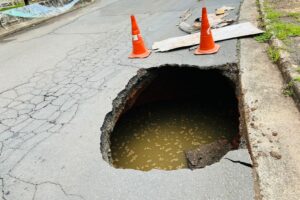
[194,7,220,55]
[129,15,151,59]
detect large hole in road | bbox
[101,66,241,171]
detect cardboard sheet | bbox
[152,22,264,52]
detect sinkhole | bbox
[101,66,241,171]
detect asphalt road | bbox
[0,0,256,199]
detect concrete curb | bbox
[257,0,300,111]
[0,0,94,38]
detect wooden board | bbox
[152,22,264,52]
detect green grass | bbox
[255,3,300,43]
[283,79,300,96]
[265,9,282,21]
[283,81,294,96]
[0,3,25,12]
[267,46,280,63]
[296,67,300,73]
[272,22,300,40]
[294,77,300,82]
[255,31,272,42]
[262,2,300,41]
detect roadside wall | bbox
[0,0,92,37]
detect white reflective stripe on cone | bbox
[207,27,211,35]
[132,35,139,41]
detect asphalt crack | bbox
[0,177,7,200]
[225,158,253,168]
[0,28,127,177]
[6,174,85,200]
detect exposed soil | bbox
[268,0,300,12]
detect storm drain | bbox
[101,66,241,171]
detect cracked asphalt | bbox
[0,0,256,199]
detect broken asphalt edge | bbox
[0,0,94,39]
[257,0,300,111]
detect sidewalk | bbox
[240,0,300,199]
[257,0,300,110]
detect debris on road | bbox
[270,151,282,160]
[215,8,225,15]
[179,21,198,34]
[215,6,235,15]
[153,22,264,52]
[178,8,192,24]
[179,17,235,34]
[185,139,231,169]
[272,132,278,136]
[179,6,236,34]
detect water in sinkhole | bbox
[110,99,238,171]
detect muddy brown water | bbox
[110,100,238,171]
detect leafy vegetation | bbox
[272,22,300,40]
[294,77,300,83]
[257,1,300,42]
[265,8,282,21]
[283,81,294,96]
[266,5,300,40]
[267,46,280,63]
[255,31,272,42]
[0,3,25,12]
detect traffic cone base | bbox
[194,43,220,55]
[129,49,151,59]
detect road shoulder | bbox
[239,0,300,199]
